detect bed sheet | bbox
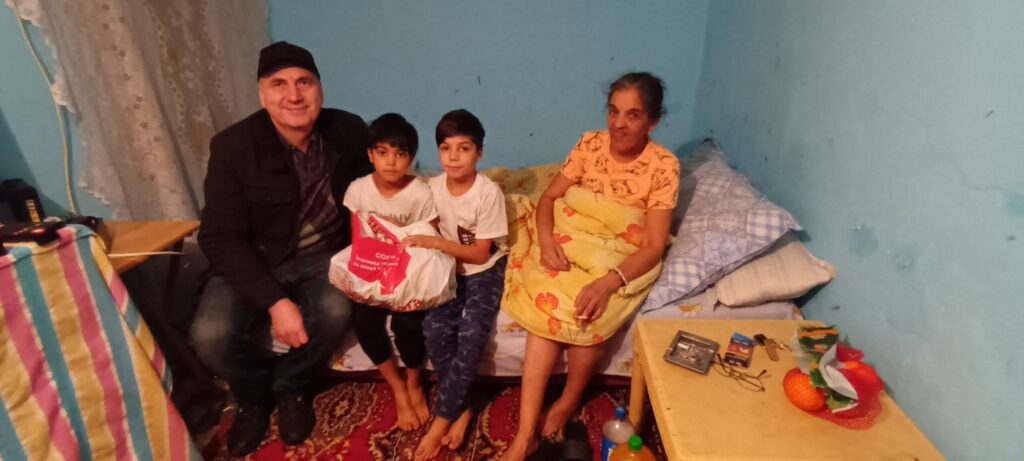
[329,291,801,377]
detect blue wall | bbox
[269,0,710,170]
[0,9,109,218]
[4,2,1019,457]
[693,2,1023,459]
[2,2,709,216]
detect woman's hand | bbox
[573,274,621,328]
[536,173,574,272]
[539,234,570,271]
[401,235,443,251]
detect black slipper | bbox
[559,420,592,461]
[526,438,562,461]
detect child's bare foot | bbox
[378,359,422,430]
[540,397,577,438]
[499,432,537,461]
[442,409,473,451]
[406,372,430,425]
[395,390,422,431]
[414,417,451,461]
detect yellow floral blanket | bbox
[500,185,663,346]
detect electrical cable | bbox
[107,251,186,258]
[11,2,79,215]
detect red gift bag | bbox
[346,213,410,295]
[329,212,456,311]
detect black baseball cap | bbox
[257,41,320,80]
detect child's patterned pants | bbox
[424,256,507,421]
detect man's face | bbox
[258,67,323,134]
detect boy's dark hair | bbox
[369,113,418,157]
[608,72,666,121]
[435,109,485,148]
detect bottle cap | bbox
[629,435,643,451]
[614,406,627,419]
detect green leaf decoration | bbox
[809,368,828,388]
[826,388,857,411]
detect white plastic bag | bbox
[329,212,456,311]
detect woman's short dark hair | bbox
[608,72,666,121]
[435,109,485,148]
[368,113,418,158]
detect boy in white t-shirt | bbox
[342,113,437,431]
[403,109,508,460]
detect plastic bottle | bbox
[608,435,656,461]
[601,406,635,461]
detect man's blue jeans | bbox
[191,250,351,406]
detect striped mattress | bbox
[0,225,198,460]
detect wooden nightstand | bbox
[629,319,944,460]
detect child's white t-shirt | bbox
[429,173,508,276]
[342,175,438,226]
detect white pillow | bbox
[710,233,835,307]
[641,140,802,312]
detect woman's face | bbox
[607,87,658,157]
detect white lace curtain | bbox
[6,0,268,219]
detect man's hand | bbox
[269,298,308,348]
[539,234,570,271]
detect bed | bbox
[331,291,802,377]
[329,140,834,378]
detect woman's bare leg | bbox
[541,342,605,437]
[500,333,561,461]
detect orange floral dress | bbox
[501,132,680,346]
[560,131,680,210]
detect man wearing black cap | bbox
[194,41,371,455]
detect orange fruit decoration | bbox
[783,368,826,411]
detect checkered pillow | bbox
[642,141,801,312]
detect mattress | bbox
[0,225,199,460]
[329,290,801,377]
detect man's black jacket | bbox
[198,108,371,310]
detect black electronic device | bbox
[0,221,65,246]
[66,215,110,248]
[2,179,46,223]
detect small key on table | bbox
[753,334,781,361]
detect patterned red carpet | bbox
[202,380,665,460]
